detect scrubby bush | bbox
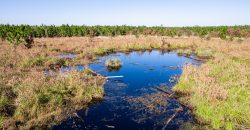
[105,58,122,70]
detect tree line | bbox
[0,24,249,47]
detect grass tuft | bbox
[105,58,122,69]
[176,49,193,56]
[14,71,104,128]
[195,48,213,59]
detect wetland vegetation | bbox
[0,25,249,130]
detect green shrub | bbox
[105,58,122,69]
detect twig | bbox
[73,112,84,122]
[156,87,178,99]
[156,87,192,110]
[162,107,183,130]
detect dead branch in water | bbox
[162,106,183,130]
[84,65,123,79]
[156,87,178,99]
[156,87,193,110]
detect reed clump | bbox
[105,58,122,69]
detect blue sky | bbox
[0,0,249,26]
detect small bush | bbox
[196,48,213,59]
[105,58,122,69]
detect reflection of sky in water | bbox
[90,51,201,96]
[43,65,84,75]
[57,53,77,59]
[54,51,202,130]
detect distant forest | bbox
[1,25,250,46]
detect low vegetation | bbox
[14,71,104,129]
[105,58,122,68]
[0,32,249,129]
[195,48,213,59]
[0,42,105,129]
[176,49,193,56]
[174,44,250,129]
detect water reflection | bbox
[54,50,202,130]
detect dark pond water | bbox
[53,50,202,130]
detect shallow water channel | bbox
[53,50,202,130]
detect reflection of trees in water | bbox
[136,50,146,56]
[160,49,171,55]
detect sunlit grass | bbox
[0,36,250,129]
[195,48,213,59]
[174,54,250,130]
[105,58,122,69]
[176,49,193,56]
[14,71,104,128]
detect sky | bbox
[0,0,249,27]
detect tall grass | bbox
[14,71,104,128]
[195,48,213,59]
[174,54,250,129]
[0,42,105,129]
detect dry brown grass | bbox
[34,36,250,59]
[0,41,105,129]
[1,35,250,129]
